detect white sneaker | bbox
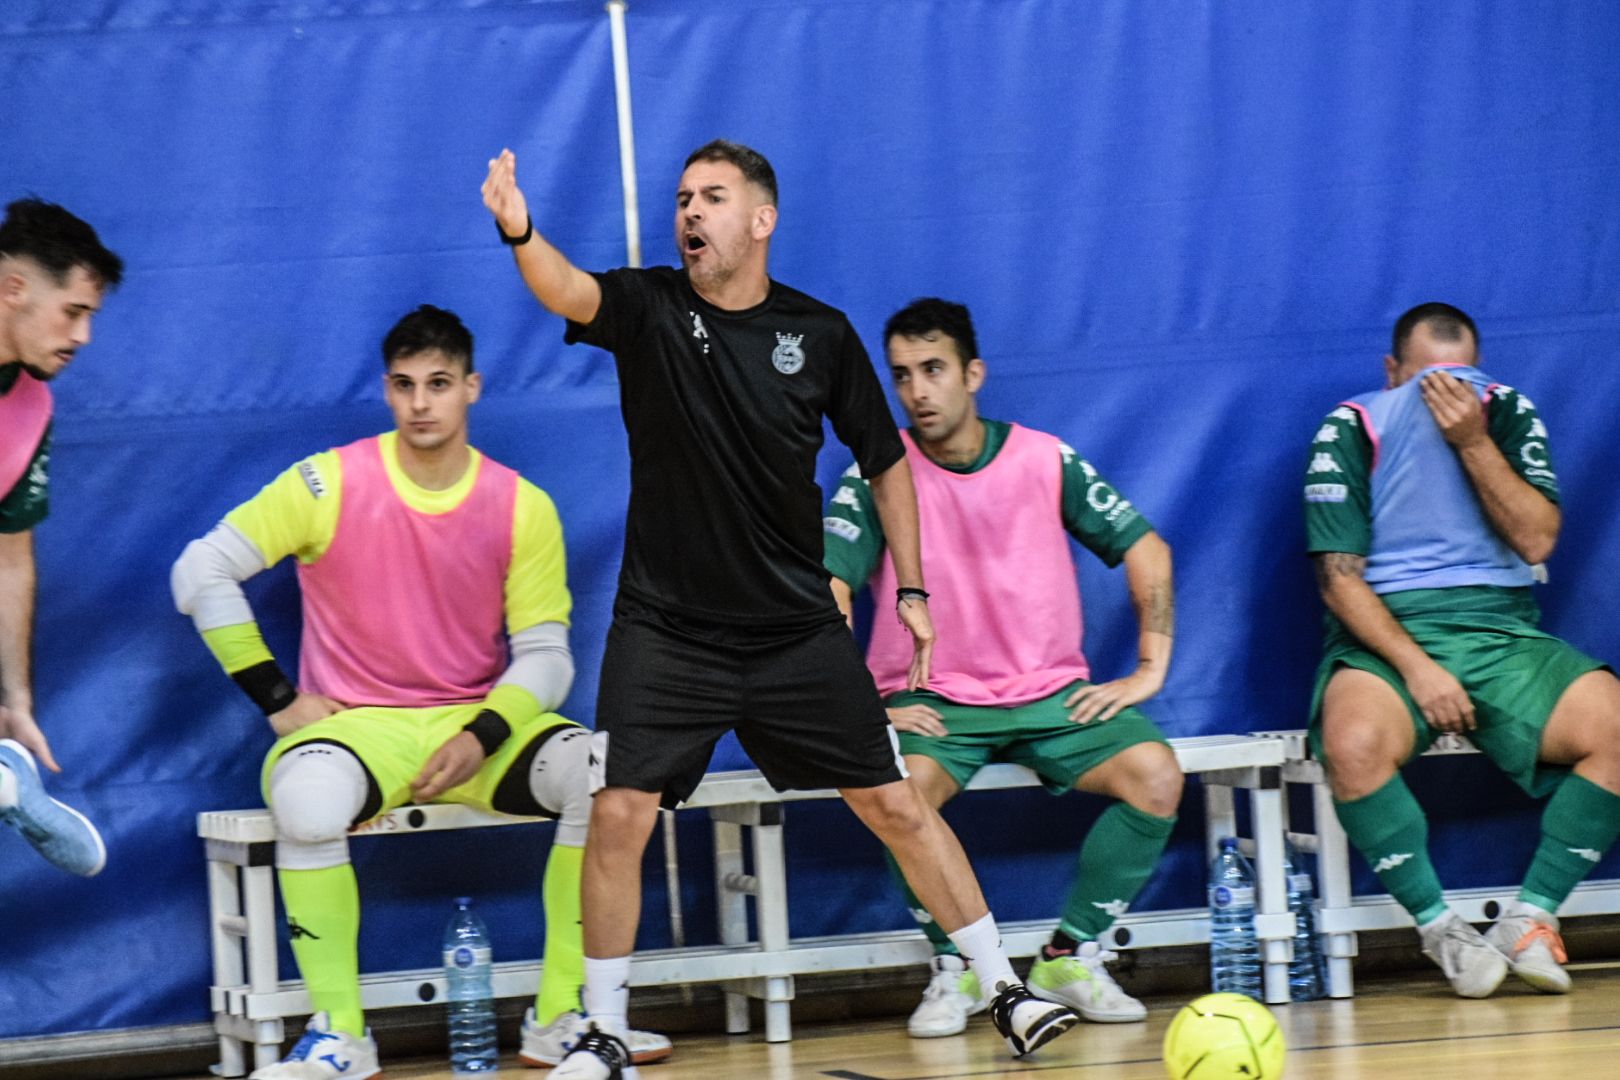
[249,1013,380,1079]
[907,954,986,1038]
[551,1024,639,1080]
[1485,901,1571,994]
[1027,941,1146,1022]
[519,1007,673,1066]
[986,980,1079,1058]
[1419,911,1508,998]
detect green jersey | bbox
[0,364,51,534]
[824,418,1152,588]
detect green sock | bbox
[1335,775,1447,925]
[882,847,957,956]
[1057,801,1176,941]
[278,864,365,1037]
[1520,773,1620,914]
[536,842,585,1025]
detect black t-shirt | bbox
[566,266,904,627]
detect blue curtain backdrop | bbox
[2,0,1617,1037]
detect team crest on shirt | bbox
[771,332,805,374]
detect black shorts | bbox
[593,594,905,807]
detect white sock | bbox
[582,955,631,1033]
[1417,908,1455,934]
[947,912,1017,995]
[0,762,17,809]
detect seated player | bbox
[1307,302,1620,998]
[1,198,122,878]
[172,306,668,1078]
[824,298,1181,1037]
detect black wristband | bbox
[462,709,512,757]
[231,660,299,716]
[896,587,931,604]
[497,216,534,246]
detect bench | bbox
[1278,730,1620,999]
[199,732,1291,1077]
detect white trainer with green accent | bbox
[906,954,986,1038]
[1028,941,1146,1022]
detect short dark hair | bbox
[884,298,980,368]
[381,305,474,371]
[684,140,778,206]
[0,198,124,289]
[1392,302,1478,362]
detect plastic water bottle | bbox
[444,897,498,1074]
[1208,837,1261,998]
[1283,839,1326,1002]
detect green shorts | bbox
[1307,586,1607,798]
[261,702,578,820]
[887,681,1170,796]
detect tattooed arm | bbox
[1065,530,1174,724]
[1313,551,1474,733]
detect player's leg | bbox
[555,598,734,1080]
[0,738,105,877]
[1486,665,1620,992]
[253,711,412,1080]
[468,720,673,1068]
[1318,664,1504,997]
[739,623,1077,1058]
[881,747,981,1037]
[1017,699,1180,1023]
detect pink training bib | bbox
[297,436,518,707]
[0,368,52,497]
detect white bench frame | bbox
[1278,729,1620,999]
[199,732,1292,1077]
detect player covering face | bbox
[172,306,669,1080]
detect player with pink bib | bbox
[172,306,668,1080]
[0,198,122,879]
[825,298,1181,1037]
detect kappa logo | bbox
[830,486,862,510]
[1092,899,1131,918]
[1314,423,1340,443]
[689,311,711,356]
[1308,452,1342,474]
[908,905,936,926]
[771,332,805,374]
[1568,847,1603,864]
[1330,406,1358,424]
[1373,852,1414,873]
[287,917,322,941]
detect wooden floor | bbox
[189,963,1620,1079]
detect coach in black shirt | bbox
[481,140,1077,1077]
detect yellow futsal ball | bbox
[1162,992,1286,1079]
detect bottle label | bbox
[1289,873,1313,893]
[1210,885,1254,909]
[445,945,492,970]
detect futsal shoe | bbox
[1486,901,1572,994]
[519,1007,673,1066]
[906,954,986,1038]
[986,981,1079,1057]
[1418,910,1508,998]
[551,1023,639,1080]
[1028,941,1147,1022]
[0,739,106,877]
[249,1012,380,1079]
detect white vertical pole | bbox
[606,1,642,268]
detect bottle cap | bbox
[1220,837,1238,851]
[456,896,472,907]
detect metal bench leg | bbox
[208,855,248,1078]
[1312,774,1357,998]
[1248,771,1293,1004]
[711,816,752,1035]
[751,807,793,1042]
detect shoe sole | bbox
[907,1000,988,1039]
[1003,1007,1079,1058]
[0,741,106,877]
[1451,957,1508,999]
[1506,961,1571,994]
[519,1046,673,1068]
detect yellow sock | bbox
[279,864,366,1037]
[536,842,585,1025]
